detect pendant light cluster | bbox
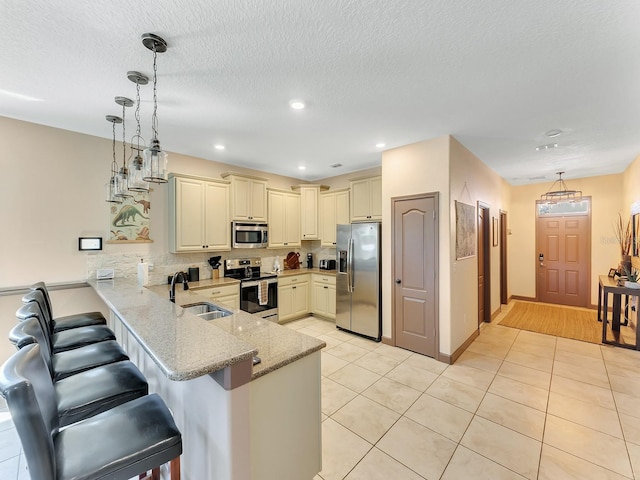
[105,33,169,203]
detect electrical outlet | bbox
[148,263,154,271]
[96,268,114,280]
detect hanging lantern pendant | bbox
[114,96,134,198]
[126,71,149,192]
[105,115,123,203]
[141,33,169,184]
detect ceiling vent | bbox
[330,163,343,168]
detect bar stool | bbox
[11,317,129,381]
[29,281,106,331]
[0,344,181,480]
[17,302,115,353]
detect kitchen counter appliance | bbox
[336,223,381,340]
[224,258,278,321]
[232,221,268,248]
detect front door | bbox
[393,193,438,357]
[536,200,591,307]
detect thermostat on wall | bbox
[79,237,102,251]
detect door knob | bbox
[395,279,401,284]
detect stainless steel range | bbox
[224,258,278,321]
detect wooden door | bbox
[393,193,438,357]
[477,204,491,324]
[536,208,590,307]
[500,211,508,304]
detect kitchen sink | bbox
[181,302,232,320]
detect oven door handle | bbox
[242,278,278,288]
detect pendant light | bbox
[105,115,123,203]
[141,33,168,184]
[114,96,134,198]
[126,71,149,192]
[540,172,582,204]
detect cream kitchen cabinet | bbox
[169,174,230,253]
[198,283,239,311]
[350,175,382,222]
[278,274,309,322]
[222,172,268,222]
[294,184,329,241]
[267,188,301,247]
[311,274,336,320]
[320,188,350,247]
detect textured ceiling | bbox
[1,0,640,184]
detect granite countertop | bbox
[89,278,325,382]
[275,268,337,277]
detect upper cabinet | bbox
[222,172,268,222]
[350,175,382,222]
[293,184,329,241]
[320,188,350,247]
[267,188,301,248]
[168,174,230,253]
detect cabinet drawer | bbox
[199,283,239,299]
[312,274,335,285]
[278,274,310,287]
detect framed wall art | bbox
[492,217,499,247]
[455,201,476,260]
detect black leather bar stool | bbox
[29,281,106,331]
[17,302,115,353]
[0,344,181,480]
[11,317,129,381]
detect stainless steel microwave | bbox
[232,221,268,248]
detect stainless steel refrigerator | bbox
[336,223,381,341]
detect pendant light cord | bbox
[151,45,159,140]
[111,120,118,175]
[121,103,126,169]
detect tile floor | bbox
[3,302,640,479]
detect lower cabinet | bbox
[278,274,310,323]
[199,283,240,311]
[311,274,336,320]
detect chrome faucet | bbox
[169,271,189,303]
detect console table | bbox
[598,275,640,349]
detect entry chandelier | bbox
[141,33,168,184]
[540,172,582,203]
[105,114,123,203]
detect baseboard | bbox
[438,329,479,365]
[490,307,501,322]
[511,295,536,302]
[381,335,393,346]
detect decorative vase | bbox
[625,281,640,289]
[621,254,632,276]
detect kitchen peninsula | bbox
[89,278,325,480]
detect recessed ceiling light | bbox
[214,144,225,150]
[298,166,306,170]
[535,143,559,151]
[289,99,305,110]
[375,143,386,148]
[545,129,563,138]
[0,89,43,102]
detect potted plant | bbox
[614,213,632,275]
[625,267,640,288]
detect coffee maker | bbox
[306,253,313,269]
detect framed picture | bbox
[492,217,499,247]
[633,213,640,257]
[609,268,617,277]
[455,201,476,260]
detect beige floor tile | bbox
[467,338,512,359]
[539,444,629,480]
[504,348,553,373]
[426,376,486,413]
[316,333,345,350]
[555,336,603,359]
[553,359,610,389]
[344,447,423,480]
[353,351,400,376]
[373,343,413,362]
[325,329,361,342]
[329,363,381,393]
[332,395,400,444]
[362,377,421,414]
[0,428,21,463]
[613,390,640,419]
[298,326,323,337]
[320,418,372,480]
[0,457,21,480]
[384,362,438,392]
[346,336,379,351]
[405,393,474,442]
[547,391,623,439]
[402,352,449,375]
[306,319,338,334]
[601,345,640,368]
[488,375,549,412]
[510,342,556,359]
[544,414,633,478]
[605,358,640,380]
[321,351,349,377]
[325,342,369,363]
[285,317,316,329]
[322,377,358,416]
[609,373,640,396]
[476,393,546,441]
[619,413,640,446]
[455,350,504,374]
[554,348,605,369]
[460,416,541,480]
[377,416,457,480]
[441,445,527,480]
[626,442,640,479]
[497,361,551,390]
[515,329,557,347]
[550,374,615,410]
[442,363,495,391]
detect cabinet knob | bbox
[395,279,402,284]
[324,286,328,289]
[292,286,296,289]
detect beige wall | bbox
[508,174,623,305]
[623,154,640,271]
[317,166,382,189]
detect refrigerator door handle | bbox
[348,237,354,293]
